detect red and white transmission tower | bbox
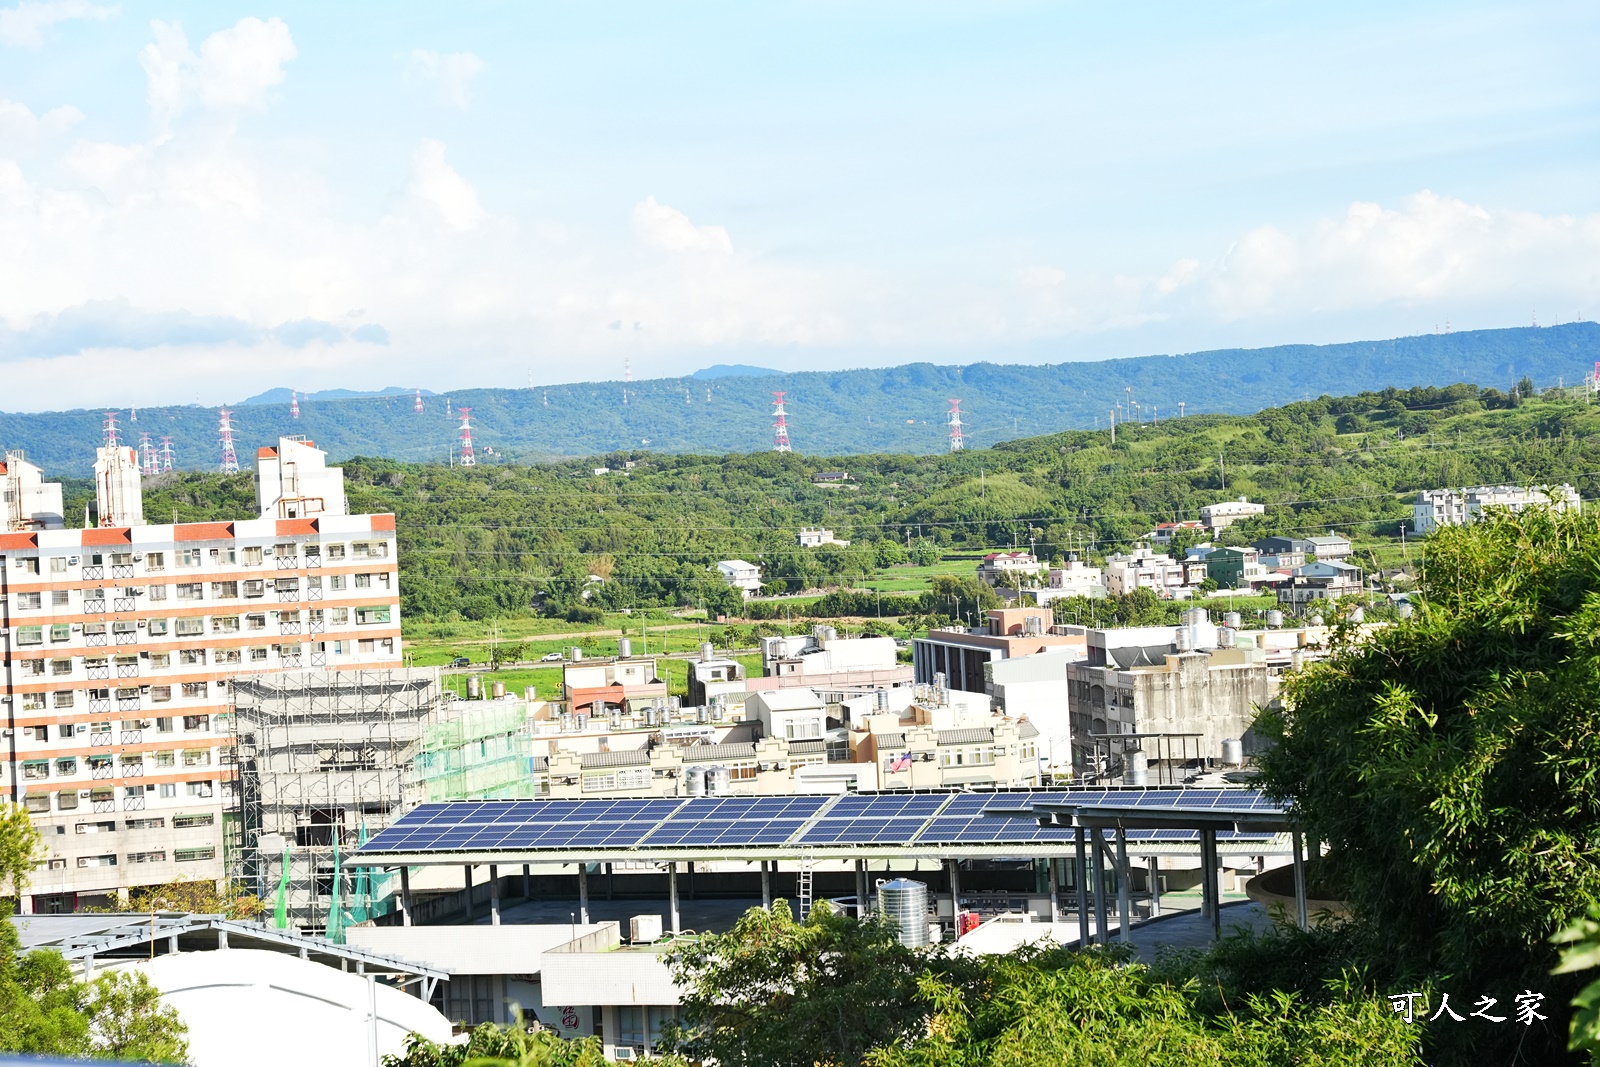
[160,437,175,472]
[625,357,633,383]
[771,392,792,452]
[290,390,300,419]
[947,399,964,452]
[138,433,158,476]
[217,407,240,474]
[457,407,476,467]
[129,407,137,423]
[101,411,119,448]
[414,389,424,414]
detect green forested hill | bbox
[86,379,1600,622]
[3,323,1597,475]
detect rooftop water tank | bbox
[1217,627,1236,648]
[465,675,481,699]
[1123,750,1148,786]
[1175,628,1193,652]
[619,637,632,658]
[1266,609,1284,628]
[1223,611,1242,629]
[1221,738,1244,766]
[491,680,506,700]
[877,878,931,947]
[645,708,659,727]
[1183,608,1207,627]
[1349,606,1365,623]
[706,765,731,797]
[683,764,706,797]
[701,642,715,661]
[571,647,583,662]
[1397,601,1414,619]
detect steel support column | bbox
[578,863,590,924]
[668,862,680,935]
[489,864,500,926]
[1291,828,1309,932]
[1115,826,1132,945]
[1075,827,1090,947]
[400,866,412,927]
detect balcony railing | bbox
[117,663,139,679]
[83,599,107,613]
[276,555,298,570]
[116,631,138,644]
[86,666,111,680]
[89,698,111,714]
[111,564,134,579]
[118,697,141,712]
[279,621,302,635]
[85,632,108,647]
[82,565,104,580]
[123,795,144,811]
[113,598,136,612]
[92,799,115,813]
[120,728,142,744]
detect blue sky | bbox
[1,1,1598,409]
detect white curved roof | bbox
[120,949,454,1067]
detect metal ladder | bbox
[797,849,816,920]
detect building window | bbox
[50,590,69,607]
[212,581,239,599]
[212,615,240,633]
[182,714,210,731]
[176,583,203,601]
[329,575,346,591]
[249,647,269,662]
[177,548,201,568]
[50,624,70,642]
[153,751,175,768]
[175,846,215,862]
[18,659,43,678]
[17,557,40,575]
[329,607,348,624]
[128,851,167,864]
[149,653,170,669]
[727,761,759,781]
[245,613,267,629]
[127,817,164,830]
[241,546,263,566]
[146,618,169,636]
[147,584,168,601]
[354,573,371,588]
[181,749,211,767]
[55,757,77,775]
[351,541,388,559]
[15,626,42,646]
[22,761,49,781]
[77,854,118,868]
[325,543,346,560]
[53,691,75,709]
[15,592,41,609]
[172,812,214,829]
[178,649,204,666]
[144,552,165,571]
[784,718,823,741]
[355,607,391,625]
[159,783,177,798]
[182,683,207,699]
[186,781,214,798]
[50,556,68,573]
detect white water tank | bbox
[877,879,931,947]
[706,765,731,797]
[571,647,583,661]
[619,637,632,658]
[1397,601,1414,619]
[1221,738,1244,766]
[1266,609,1284,628]
[629,915,663,943]
[683,765,706,797]
[1123,750,1148,786]
[1223,611,1242,629]
[701,642,715,661]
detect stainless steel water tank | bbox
[466,675,481,699]
[1221,738,1244,766]
[701,642,715,661]
[877,879,931,947]
[1217,627,1236,648]
[1123,750,1148,786]
[1349,606,1365,623]
[491,680,506,699]
[1266,609,1284,628]
[645,708,659,727]
[1223,611,1241,629]
[706,765,731,797]
[571,647,583,661]
[619,637,632,658]
[683,764,706,797]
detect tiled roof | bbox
[786,739,827,755]
[937,727,995,745]
[680,743,757,763]
[530,756,549,771]
[874,732,906,748]
[1017,720,1040,739]
[579,749,651,769]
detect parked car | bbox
[449,656,470,668]
[541,652,564,662]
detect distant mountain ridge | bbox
[239,386,434,405]
[4,323,1597,475]
[691,364,783,379]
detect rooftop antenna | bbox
[947,399,964,452]
[457,407,476,467]
[217,407,239,474]
[414,389,424,414]
[289,390,300,420]
[159,436,175,472]
[771,391,792,452]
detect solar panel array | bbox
[358,788,1283,856]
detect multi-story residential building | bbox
[797,527,848,548]
[685,631,912,710]
[715,559,762,598]
[1276,560,1363,606]
[1033,558,1105,606]
[1147,521,1207,544]
[976,552,1040,586]
[1101,545,1208,598]
[2,435,401,913]
[1251,537,1312,569]
[1305,533,1353,560]
[1,450,66,531]
[562,651,669,717]
[913,608,1083,694]
[1411,484,1582,534]
[1199,496,1266,531]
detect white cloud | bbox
[0,0,114,49]
[407,49,484,109]
[0,97,82,138]
[408,139,486,231]
[632,196,734,255]
[139,16,297,130]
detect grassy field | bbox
[439,652,768,701]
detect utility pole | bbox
[1219,452,1225,492]
[1109,410,1115,446]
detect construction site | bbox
[229,669,537,934]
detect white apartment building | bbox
[715,559,762,598]
[1199,496,1266,531]
[797,527,848,548]
[2,450,66,531]
[1033,558,1105,606]
[976,552,1040,586]
[2,436,401,913]
[1101,545,1207,598]
[1412,484,1582,535]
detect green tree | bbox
[1258,506,1600,1064]
[384,1019,615,1067]
[0,802,43,899]
[910,540,940,567]
[668,902,950,1067]
[85,971,189,1064]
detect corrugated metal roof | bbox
[680,743,757,763]
[874,732,906,747]
[579,749,650,769]
[937,727,995,745]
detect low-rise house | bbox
[1306,533,1353,560]
[1102,545,1208,597]
[1199,496,1266,531]
[912,608,1083,694]
[1277,560,1363,606]
[797,527,849,548]
[563,655,668,717]
[811,470,851,484]
[1412,484,1582,534]
[1033,557,1105,605]
[977,551,1041,586]
[715,559,763,598]
[1148,520,1207,544]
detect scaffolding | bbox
[230,669,540,933]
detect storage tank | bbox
[877,879,931,947]
[1397,600,1414,619]
[619,638,632,658]
[1182,608,1207,627]
[1223,611,1242,629]
[701,642,715,661]
[1123,750,1148,786]
[1216,627,1236,648]
[876,689,890,714]
[465,675,481,699]
[491,680,506,700]
[683,765,706,797]
[560,711,574,731]
[571,647,583,662]
[1266,609,1284,628]
[1349,606,1365,623]
[1310,614,1325,627]
[706,765,731,797]
[575,712,589,730]
[710,701,724,722]
[1175,628,1193,652]
[645,708,659,727]
[609,710,622,729]
[1220,738,1244,766]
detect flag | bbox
[890,752,913,773]
[272,846,291,929]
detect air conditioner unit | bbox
[614,1049,638,1062]
[68,557,79,565]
